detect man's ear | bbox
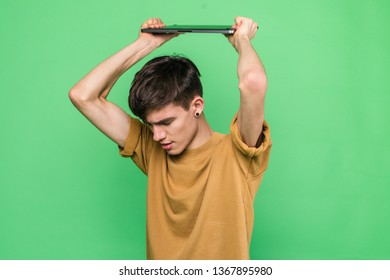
[191,96,204,113]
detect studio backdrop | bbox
[1,0,389,259]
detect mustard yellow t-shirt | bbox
[120,114,272,259]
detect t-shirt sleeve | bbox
[230,114,272,179]
[118,116,155,175]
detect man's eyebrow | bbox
[146,117,176,125]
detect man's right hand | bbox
[138,18,179,48]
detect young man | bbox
[69,17,272,259]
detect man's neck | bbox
[189,116,213,150]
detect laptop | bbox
[141,25,235,35]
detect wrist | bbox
[136,36,160,50]
[234,36,251,52]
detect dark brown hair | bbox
[129,55,202,122]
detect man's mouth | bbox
[161,142,173,150]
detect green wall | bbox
[1,0,389,259]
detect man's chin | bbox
[166,150,180,156]
[165,146,184,156]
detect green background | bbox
[1,0,389,259]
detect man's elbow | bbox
[239,70,267,97]
[68,85,93,108]
[69,87,83,109]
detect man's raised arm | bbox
[227,16,267,148]
[69,18,177,148]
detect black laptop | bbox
[141,25,235,35]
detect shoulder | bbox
[227,114,271,158]
[119,116,155,157]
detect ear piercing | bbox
[195,112,200,118]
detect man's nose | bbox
[152,126,166,142]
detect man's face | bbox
[145,103,199,155]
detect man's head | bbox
[129,55,203,122]
[129,55,206,155]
